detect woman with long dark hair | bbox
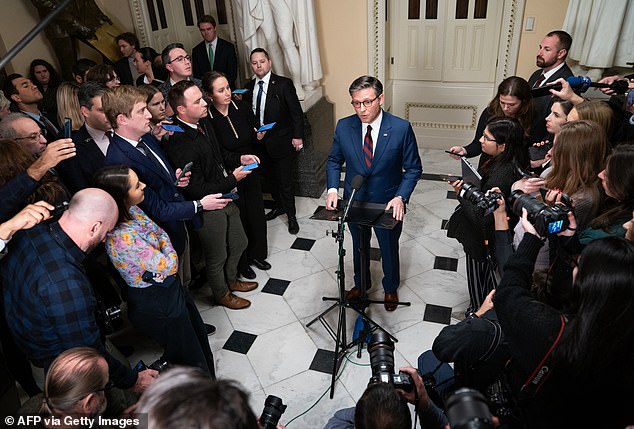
[448,76,533,167]
[93,165,215,376]
[202,71,271,277]
[495,216,634,427]
[447,117,528,312]
[579,144,634,243]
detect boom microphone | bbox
[531,76,630,97]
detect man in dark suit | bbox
[192,15,238,89]
[164,80,259,310]
[245,48,304,234]
[57,82,111,194]
[528,30,573,140]
[102,86,228,292]
[3,74,60,138]
[114,32,140,86]
[158,43,204,106]
[325,76,422,311]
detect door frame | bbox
[367,0,526,88]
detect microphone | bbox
[531,76,630,97]
[351,174,364,191]
[342,175,365,223]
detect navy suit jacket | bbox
[327,111,422,204]
[104,133,197,254]
[192,37,238,88]
[57,125,106,194]
[244,73,304,159]
[529,63,573,140]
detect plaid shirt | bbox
[1,221,137,388]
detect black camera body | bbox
[367,332,414,392]
[459,183,503,216]
[260,395,287,429]
[509,190,571,236]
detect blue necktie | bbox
[255,80,264,127]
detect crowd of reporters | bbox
[1,25,634,429]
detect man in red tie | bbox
[325,76,422,311]
[528,30,573,139]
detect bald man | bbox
[1,189,158,393]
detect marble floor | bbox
[115,148,469,428]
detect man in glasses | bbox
[0,113,75,220]
[158,43,204,107]
[325,75,422,311]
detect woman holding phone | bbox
[94,165,215,376]
[203,71,270,277]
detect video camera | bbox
[508,190,571,236]
[367,332,414,392]
[459,183,504,216]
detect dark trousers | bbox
[349,221,403,294]
[261,151,297,217]
[236,170,268,260]
[127,278,215,377]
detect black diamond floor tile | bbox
[446,191,458,200]
[309,348,336,375]
[369,247,382,261]
[263,200,276,210]
[339,180,345,188]
[421,173,445,182]
[291,238,316,251]
[223,331,257,354]
[434,256,458,272]
[262,278,291,296]
[423,304,452,325]
[441,219,449,230]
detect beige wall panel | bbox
[313,0,368,120]
[515,0,570,78]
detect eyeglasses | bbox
[14,130,46,141]
[351,95,379,109]
[482,134,497,143]
[168,55,191,64]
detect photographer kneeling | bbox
[493,209,634,428]
[324,333,448,429]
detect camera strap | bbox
[520,314,567,397]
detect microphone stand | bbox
[306,186,403,399]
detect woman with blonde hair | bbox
[56,82,84,131]
[567,99,615,142]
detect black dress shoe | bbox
[205,323,216,336]
[240,265,256,279]
[288,217,299,234]
[250,258,271,270]
[265,208,286,221]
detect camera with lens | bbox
[508,190,571,236]
[459,183,504,216]
[367,332,414,392]
[446,387,494,429]
[95,304,123,335]
[260,395,287,429]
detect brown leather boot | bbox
[217,292,251,310]
[229,279,258,292]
